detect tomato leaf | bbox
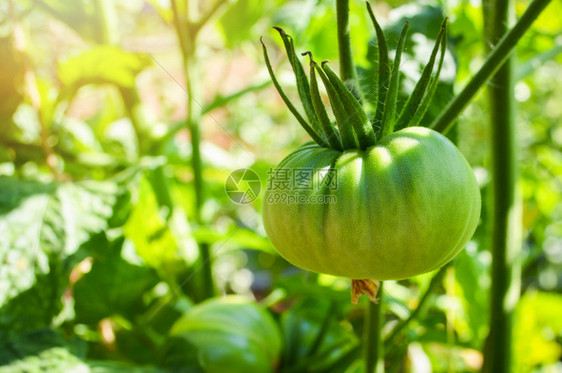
[273,27,323,137]
[313,63,358,149]
[380,22,410,138]
[73,236,159,325]
[58,46,151,92]
[409,24,448,128]
[366,2,390,132]
[0,175,133,338]
[261,37,329,147]
[394,20,447,131]
[305,53,343,150]
[321,62,376,149]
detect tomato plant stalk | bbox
[430,0,552,134]
[335,1,384,370]
[336,0,356,84]
[482,0,521,371]
[364,284,384,373]
[170,0,227,300]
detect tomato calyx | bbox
[261,3,448,152]
[351,279,380,304]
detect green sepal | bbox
[409,21,448,128]
[322,62,376,149]
[366,2,390,133]
[313,62,359,149]
[379,21,410,139]
[260,37,329,147]
[303,52,343,150]
[394,19,447,131]
[273,27,323,136]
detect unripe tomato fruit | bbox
[263,127,481,280]
[170,296,281,372]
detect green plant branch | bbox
[365,283,383,373]
[336,0,356,85]
[430,0,552,134]
[155,81,269,150]
[384,264,448,346]
[307,301,336,357]
[206,80,270,111]
[193,0,230,34]
[171,0,191,59]
[482,0,521,371]
[170,0,214,300]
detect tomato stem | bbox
[364,282,384,373]
[384,264,449,346]
[482,0,522,370]
[430,0,553,134]
[171,0,217,300]
[336,0,357,87]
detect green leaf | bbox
[0,328,86,366]
[280,297,358,372]
[409,24,448,128]
[58,46,151,92]
[361,4,456,129]
[0,177,127,337]
[217,0,265,47]
[124,177,194,275]
[73,235,159,324]
[394,20,447,131]
[380,22,409,138]
[305,53,343,150]
[260,37,328,147]
[454,249,489,343]
[0,331,165,373]
[191,225,276,254]
[313,63,358,149]
[321,62,376,149]
[366,3,390,132]
[514,292,562,370]
[273,28,323,138]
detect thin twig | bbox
[430,0,552,134]
[384,264,449,345]
[193,0,230,34]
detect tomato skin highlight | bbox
[263,126,481,280]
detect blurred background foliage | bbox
[0,0,560,372]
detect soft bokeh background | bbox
[0,0,560,372]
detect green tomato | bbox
[170,296,281,373]
[263,127,481,280]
